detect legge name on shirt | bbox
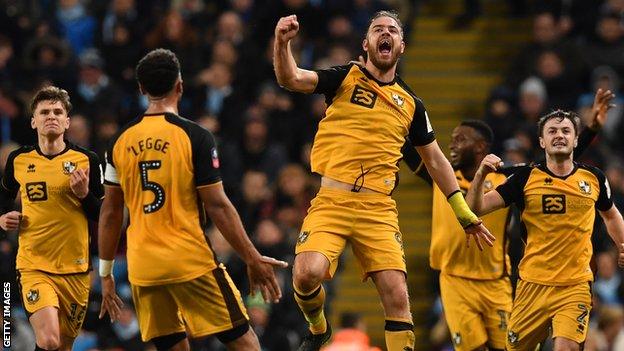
[127,138,170,156]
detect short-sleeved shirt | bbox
[105,113,221,286]
[312,64,435,194]
[495,163,613,285]
[430,170,511,279]
[1,142,103,273]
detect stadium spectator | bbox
[55,0,97,56]
[583,10,624,81]
[507,12,585,88]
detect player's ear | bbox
[539,136,545,149]
[574,136,578,148]
[362,38,369,53]
[176,78,183,95]
[138,83,146,95]
[30,115,36,129]
[400,40,405,54]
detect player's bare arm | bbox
[466,154,507,216]
[598,205,624,267]
[97,185,125,322]
[588,88,616,131]
[273,15,318,93]
[415,141,495,250]
[198,183,288,303]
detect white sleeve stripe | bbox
[425,111,433,133]
[104,162,120,184]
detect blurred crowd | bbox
[2,0,624,350]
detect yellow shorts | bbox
[439,273,511,351]
[507,280,591,350]
[295,187,405,280]
[16,270,90,338]
[131,264,249,342]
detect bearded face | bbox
[363,16,405,72]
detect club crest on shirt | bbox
[211,147,220,168]
[578,180,591,195]
[297,231,310,245]
[26,289,39,304]
[391,93,404,108]
[452,332,462,345]
[62,161,77,174]
[507,331,519,345]
[394,232,403,246]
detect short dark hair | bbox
[460,119,494,146]
[30,86,72,114]
[136,48,181,97]
[368,10,404,37]
[537,109,580,137]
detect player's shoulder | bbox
[497,163,533,176]
[163,113,214,139]
[66,141,99,161]
[503,163,535,184]
[110,115,145,146]
[576,162,606,180]
[395,77,429,114]
[8,145,36,160]
[394,75,420,101]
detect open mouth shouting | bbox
[378,37,392,57]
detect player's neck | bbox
[545,154,574,177]
[364,61,396,83]
[38,135,66,156]
[145,94,179,115]
[145,102,178,115]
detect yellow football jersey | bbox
[312,64,435,194]
[1,142,103,273]
[430,170,511,279]
[496,163,613,285]
[105,113,221,286]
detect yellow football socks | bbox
[294,284,327,334]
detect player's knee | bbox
[36,333,61,350]
[293,263,324,292]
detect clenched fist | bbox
[274,15,299,44]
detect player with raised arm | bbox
[467,110,624,351]
[400,89,614,351]
[273,10,494,351]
